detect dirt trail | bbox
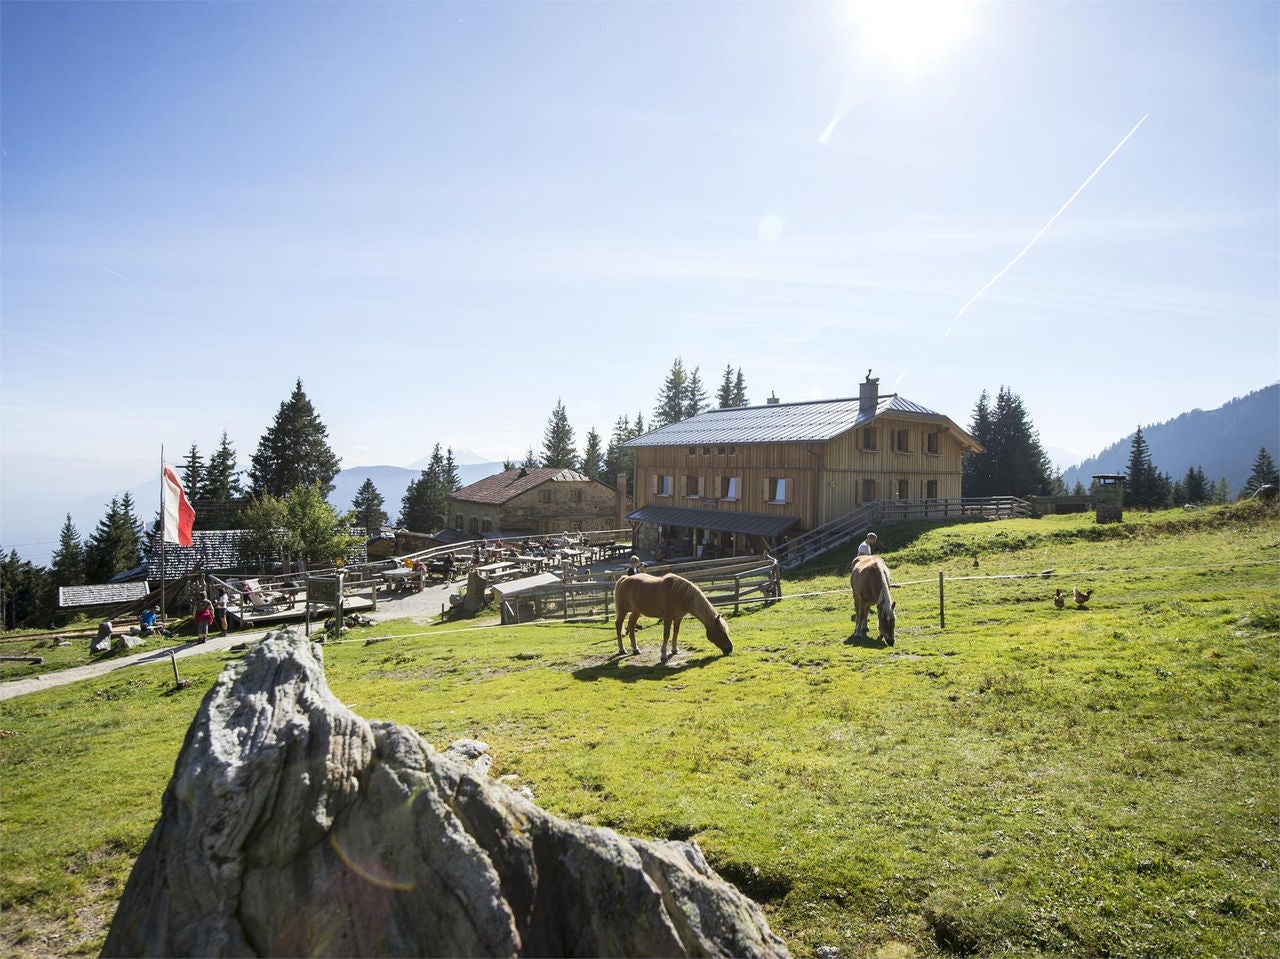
[0,578,460,703]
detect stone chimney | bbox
[859,370,879,415]
[766,392,780,405]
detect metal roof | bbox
[626,504,800,538]
[622,394,979,449]
[59,582,150,608]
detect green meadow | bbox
[2,503,1277,958]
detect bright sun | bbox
[845,0,976,78]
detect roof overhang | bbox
[626,504,800,539]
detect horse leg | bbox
[660,619,672,662]
[627,612,641,655]
[855,600,868,638]
[670,616,683,659]
[614,607,626,655]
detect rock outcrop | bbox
[102,629,790,958]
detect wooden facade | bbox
[626,377,980,553]
[447,467,621,537]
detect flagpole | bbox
[160,445,167,623]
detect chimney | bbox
[766,392,780,405]
[859,370,879,414]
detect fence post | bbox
[938,571,946,630]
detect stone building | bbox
[447,467,621,536]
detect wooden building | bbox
[447,467,622,537]
[623,374,981,557]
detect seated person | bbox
[138,607,173,638]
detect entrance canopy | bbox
[626,504,800,539]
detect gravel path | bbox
[0,577,462,703]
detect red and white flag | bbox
[162,463,195,546]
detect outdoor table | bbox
[476,561,519,578]
[381,568,422,592]
[515,554,546,573]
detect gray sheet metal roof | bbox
[627,504,800,538]
[623,394,979,449]
[59,582,150,608]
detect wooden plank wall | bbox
[633,417,970,531]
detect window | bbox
[469,517,479,533]
[926,479,938,498]
[719,476,739,500]
[570,488,584,503]
[455,514,464,528]
[717,446,725,456]
[539,489,552,503]
[655,475,673,497]
[482,519,493,533]
[688,446,696,457]
[861,479,876,503]
[767,477,789,503]
[926,431,939,455]
[702,446,711,455]
[684,474,703,498]
[861,427,878,451]
[897,479,909,499]
[894,429,911,453]
[728,446,737,456]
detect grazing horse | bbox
[614,573,732,662]
[850,555,896,646]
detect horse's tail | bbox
[613,575,633,613]
[877,559,893,607]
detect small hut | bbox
[1092,474,1125,523]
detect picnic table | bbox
[380,567,424,592]
[515,554,546,573]
[476,561,519,578]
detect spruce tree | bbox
[541,399,578,469]
[443,448,462,493]
[1243,447,1279,496]
[580,428,604,480]
[962,387,1052,498]
[653,358,687,427]
[0,549,50,629]
[248,379,342,498]
[962,391,995,496]
[180,443,204,498]
[84,495,143,582]
[398,445,449,532]
[351,479,388,532]
[1125,427,1163,508]
[717,365,736,408]
[683,366,708,420]
[49,514,85,590]
[732,368,748,407]
[202,431,244,501]
[521,447,540,469]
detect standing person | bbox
[857,532,878,556]
[626,555,644,576]
[215,587,229,637]
[194,597,214,643]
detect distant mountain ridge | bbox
[328,461,506,523]
[1060,384,1279,496]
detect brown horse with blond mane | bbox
[850,555,896,646]
[614,573,732,662]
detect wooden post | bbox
[938,571,946,630]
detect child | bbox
[194,598,214,644]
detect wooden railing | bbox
[770,496,1032,569]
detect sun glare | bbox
[846,0,976,78]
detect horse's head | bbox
[877,600,896,647]
[706,614,732,654]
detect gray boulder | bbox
[102,629,790,958]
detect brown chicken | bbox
[1073,587,1093,607]
[1053,589,1065,608]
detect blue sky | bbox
[2,1,1277,562]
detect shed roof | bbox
[626,504,800,539]
[59,582,150,609]
[451,467,597,506]
[623,394,980,450]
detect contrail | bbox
[100,265,126,279]
[947,114,1148,334]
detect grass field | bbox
[2,503,1277,958]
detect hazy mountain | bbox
[1046,446,1085,474]
[328,461,506,522]
[1060,384,1279,496]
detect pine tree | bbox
[962,387,1053,497]
[1125,426,1163,509]
[49,514,85,591]
[0,549,50,629]
[521,447,541,469]
[653,357,687,427]
[181,443,204,497]
[248,379,342,498]
[716,365,736,408]
[84,495,143,582]
[962,391,995,496]
[1243,447,1279,496]
[202,431,244,502]
[541,398,578,469]
[732,368,748,407]
[580,428,604,480]
[398,445,449,533]
[443,448,462,493]
[1212,477,1231,503]
[683,366,708,420]
[1181,465,1210,505]
[351,479,388,532]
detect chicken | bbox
[972,555,980,568]
[1073,587,1093,607]
[1053,589,1065,609]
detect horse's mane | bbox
[668,574,719,624]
